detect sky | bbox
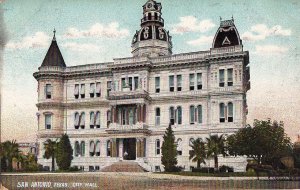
[1,0,300,142]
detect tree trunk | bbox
[8,158,12,172]
[51,154,55,172]
[197,160,200,168]
[214,156,218,171]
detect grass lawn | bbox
[161,171,268,177]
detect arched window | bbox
[80,141,85,156]
[80,112,85,129]
[169,107,175,125]
[228,102,233,122]
[74,112,79,129]
[89,141,95,156]
[95,111,100,128]
[220,103,225,123]
[197,105,202,124]
[107,140,111,157]
[189,138,195,147]
[155,108,160,126]
[95,141,100,156]
[155,139,160,155]
[177,106,182,125]
[176,138,182,155]
[90,112,95,129]
[75,141,80,157]
[190,105,195,124]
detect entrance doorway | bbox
[123,138,136,160]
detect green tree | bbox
[206,135,226,171]
[56,134,73,170]
[43,139,58,171]
[189,138,206,168]
[2,140,20,171]
[227,119,292,167]
[161,124,178,172]
[293,142,300,169]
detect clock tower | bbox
[131,0,172,57]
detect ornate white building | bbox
[34,0,250,172]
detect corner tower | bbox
[131,0,172,57]
[33,30,66,138]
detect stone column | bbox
[119,138,123,160]
[140,104,144,123]
[136,139,141,158]
[137,104,140,122]
[141,138,145,157]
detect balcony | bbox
[108,89,149,100]
[141,16,164,25]
[106,123,150,134]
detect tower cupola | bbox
[132,0,172,57]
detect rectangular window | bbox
[134,77,139,90]
[189,74,195,90]
[169,107,175,125]
[80,84,85,98]
[190,106,195,124]
[169,75,174,92]
[197,73,202,90]
[96,82,101,97]
[107,81,112,96]
[129,77,133,91]
[74,84,79,99]
[155,108,160,126]
[219,69,225,87]
[107,111,111,127]
[121,78,126,90]
[156,140,160,155]
[80,113,85,129]
[228,103,233,122]
[90,83,95,98]
[177,75,182,91]
[45,84,52,99]
[227,69,233,86]
[45,114,52,129]
[220,103,225,122]
[95,112,100,128]
[155,77,160,93]
[90,112,95,129]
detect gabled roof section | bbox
[41,30,66,67]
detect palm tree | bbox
[189,138,206,168]
[206,135,227,171]
[2,140,20,171]
[43,139,58,171]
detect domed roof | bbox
[212,18,242,48]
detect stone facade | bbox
[33,0,250,172]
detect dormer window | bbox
[45,84,52,99]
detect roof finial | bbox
[220,16,222,22]
[53,28,56,41]
[232,15,234,22]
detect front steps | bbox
[100,161,147,172]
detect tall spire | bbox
[40,29,66,67]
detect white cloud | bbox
[64,22,129,39]
[187,35,214,46]
[242,24,291,41]
[255,45,288,55]
[6,32,50,49]
[62,42,102,52]
[172,16,215,34]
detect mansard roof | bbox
[212,18,242,48]
[41,32,66,68]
